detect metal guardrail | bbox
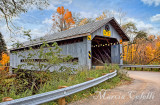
[120,65,160,68]
[0,70,117,105]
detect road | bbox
[69,71,160,105]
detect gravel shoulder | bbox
[69,71,160,105]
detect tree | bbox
[102,9,126,25]
[0,33,7,60]
[122,22,137,41]
[117,8,126,25]
[78,9,126,26]
[78,18,94,26]
[133,31,147,42]
[52,6,75,32]
[0,53,9,66]
[96,12,106,21]
[14,41,74,88]
[123,35,160,65]
[147,35,155,41]
[0,0,48,32]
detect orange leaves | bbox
[64,11,71,19]
[0,53,9,66]
[57,6,65,15]
[64,11,75,24]
[53,6,75,31]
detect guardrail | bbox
[120,65,160,69]
[0,70,117,105]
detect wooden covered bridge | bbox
[10,17,129,70]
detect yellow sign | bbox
[88,35,91,40]
[103,30,111,36]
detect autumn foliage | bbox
[52,6,75,31]
[123,35,160,64]
[0,53,10,70]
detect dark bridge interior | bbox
[91,36,118,66]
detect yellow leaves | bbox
[147,35,155,41]
[96,12,106,21]
[123,35,160,64]
[156,42,160,47]
[0,53,9,66]
[79,18,88,26]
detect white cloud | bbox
[30,28,47,38]
[125,18,153,31]
[42,18,53,25]
[46,0,73,10]
[141,0,160,6]
[123,17,160,36]
[0,24,27,49]
[79,11,98,18]
[150,14,160,22]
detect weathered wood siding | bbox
[10,37,89,71]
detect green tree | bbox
[134,30,147,42]
[122,22,137,41]
[0,32,7,60]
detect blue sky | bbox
[1,0,160,48]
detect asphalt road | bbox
[69,71,160,105]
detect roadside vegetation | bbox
[0,38,131,104]
[0,64,131,104]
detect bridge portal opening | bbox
[91,36,118,66]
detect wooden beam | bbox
[92,57,104,64]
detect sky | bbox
[1,0,160,48]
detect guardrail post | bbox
[2,97,13,102]
[102,73,107,76]
[86,77,95,81]
[58,86,67,105]
[9,66,13,74]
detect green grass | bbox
[0,65,131,105]
[42,70,131,105]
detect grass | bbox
[42,69,131,105]
[0,65,131,105]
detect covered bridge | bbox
[10,17,129,71]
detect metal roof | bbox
[11,17,129,50]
